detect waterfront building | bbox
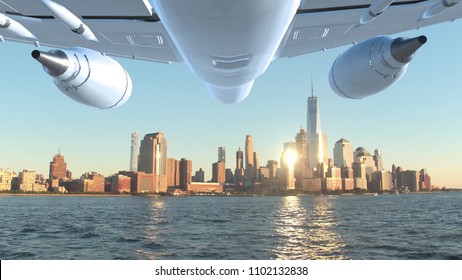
[306,89,328,169]
[370,170,392,192]
[130,132,139,172]
[354,147,376,180]
[373,149,383,171]
[326,166,342,192]
[253,151,260,181]
[235,147,244,186]
[18,169,35,192]
[236,147,243,170]
[138,132,168,193]
[395,166,405,190]
[81,172,105,193]
[419,169,432,191]
[18,170,47,192]
[179,158,192,189]
[193,168,205,183]
[245,135,254,184]
[299,177,322,193]
[49,151,67,179]
[334,138,353,168]
[118,171,154,193]
[354,177,368,190]
[167,158,180,187]
[110,174,131,194]
[212,161,226,184]
[218,147,226,164]
[342,166,354,178]
[341,166,355,191]
[186,182,223,193]
[0,168,14,191]
[258,166,270,182]
[352,162,368,190]
[225,168,234,183]
[49,151,71,190]
[400,170,420,192]
[343,178,355,191]
[281,143,297,190]
[294,127,308,189]
[295,127,308,168]
[266,160,278,178]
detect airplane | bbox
[0,0,460,109]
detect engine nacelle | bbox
[32,47,132,109]
[329,35,426,99]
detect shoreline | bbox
[0,193,160,197]
[1,190,460,197]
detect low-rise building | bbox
[0,168,15,191]
[110,174,131,194]
[187,182,223,193]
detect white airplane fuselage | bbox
[151,0,301,103]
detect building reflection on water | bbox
[272,196,347,259]
[133,196,348,260]
[135,199,168,259]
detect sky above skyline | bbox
[1,20,461,187]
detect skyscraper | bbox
[49,151,67,180]
[218,147,226,164]
[179,158,192,189]
[245,135,254,181]
[235,147,244,185]
[253,151,260,181]
[373,149,383,171]
[212,161,226,184]
[49,150,71,190]
[138,132,168,193]
[194,168,205,183]
[306,84,328,169]
[166,158,180,187]
[354,147,376,180]
[281,142,297,190]
[333,138,353,168]
[130,132,139,172]
[295,127,307,168]
[236,147,243,170]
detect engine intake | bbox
[329,35,426,99]
[32,47,132,109]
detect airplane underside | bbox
[151,0,301,103]
[3,0,447,108]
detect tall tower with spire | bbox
[306,77,328,170]
[307,76,321,136]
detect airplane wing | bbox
[0,0,182,63]
[2,0,460,62]
[280,0,462,57]
[1,0,460,107]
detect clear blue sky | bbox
[1,21,461,187]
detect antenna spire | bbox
[310,75,314,98]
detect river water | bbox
[0,192,461,259]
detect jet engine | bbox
[32,47,132,109]
[329,35,426,99]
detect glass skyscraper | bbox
[307,94,328,169]
[138,132,168,193]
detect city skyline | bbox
[0,124,440,192]
[1,24,462,187]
